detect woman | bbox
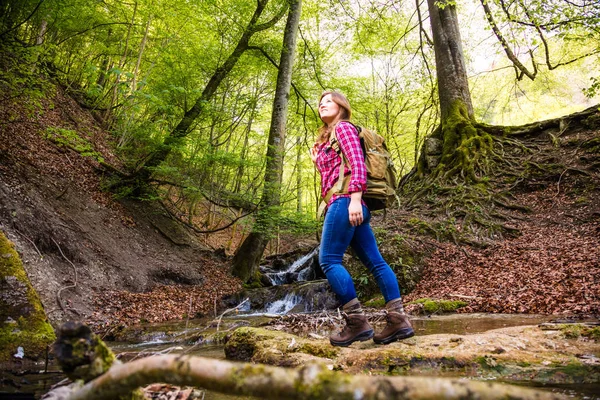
[310,91,414,347]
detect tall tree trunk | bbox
[231,0,302,282]
[133,0,287,189]
[428,0,473,121]
[296,136,302,213]
[104,0,137,130]
[418,0,491,182]
[118,15,152,148]
[131,15,151,94]
[234,109,255,194]
[96,29,112,89]
[35,18,47,45]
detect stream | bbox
[4,313,600,399]
[3,248,600,399]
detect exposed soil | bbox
[1,76,599,339]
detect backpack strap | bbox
[317,125,351,217]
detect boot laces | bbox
[340,312,361,331]
[383,310,402,323]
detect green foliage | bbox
[44,127,105,163]
[475,355,504,372]
[363,296,385,308]
[2,0,598,238]
[0,44,49,116]
[353,272,372,300]
[583,77,600,98]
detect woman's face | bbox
[319,94,340,125]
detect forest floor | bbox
[1,79,599,339]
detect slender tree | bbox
[131,0,288,189]
[231,0,302,282]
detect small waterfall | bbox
[264,293,302,314]
[221,279,339,316]
[263,246,320,286]
[221,246,338,316]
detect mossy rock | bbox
[224,325,600,385]
[0,230,56,362]
[225,327,338,367]
[409,298,468,315]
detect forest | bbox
[0,0,599,399]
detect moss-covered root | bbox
[427,101,493,182]
[0,231,55,362]
[65,354,568,400]
[53,321,144,400]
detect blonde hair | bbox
[317,91,352,143]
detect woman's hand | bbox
[348,192,363,226]
[309,144,319,164]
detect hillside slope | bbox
[0,83,242,329]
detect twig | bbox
[185,296,193,331]
[55,186,68,200]
[51,237,80,315]
[14,230,43,259]
[555,169,568,198]
[215,298,249,332]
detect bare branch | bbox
[479,0,537,80]
[0,0,47,39]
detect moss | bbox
[297,342,339,359]
[0,231,55,361]
[581,137,600,153]
[231,363,269,392]
[407,218,436,235]
[364,296,385,308]
[293,364,353,399]
[475,355,504,373]
[558,324,600,341]
[410,298,467,314]
[517,361,531,367]
[436,100,493,182]
[584,326,600,341]
[44,127,105,163]
[560,324,583,339]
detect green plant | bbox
[44,127,105,163]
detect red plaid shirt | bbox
[315,121,367,207]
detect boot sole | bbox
[373,328,415,345]
[330,329,374,347]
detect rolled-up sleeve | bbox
[336,122,367,193]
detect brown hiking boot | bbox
[373,311,414,345]
[330,313,374,347]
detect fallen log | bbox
[64,353,568,400]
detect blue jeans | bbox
[319,197,401,305]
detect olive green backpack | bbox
[318,123,399,215]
